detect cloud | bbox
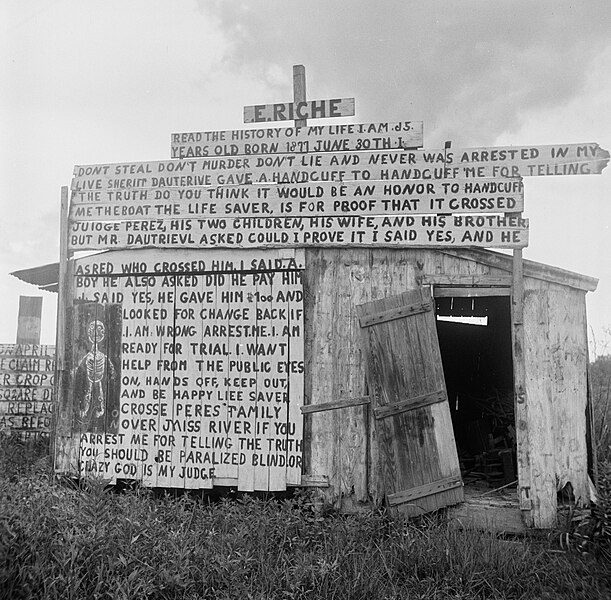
[199,0,611,146]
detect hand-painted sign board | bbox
[170,121,423,158]
[244,98,355,123]
[67,248,304,491]
[67,213,528,252]
[69,178,524,221]
[0,344,55,439]
[72,143,609,193]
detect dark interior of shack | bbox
[435,295,516,489]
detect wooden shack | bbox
[35,74,607,530]
[46,239,599,530]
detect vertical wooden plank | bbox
[293,64,307,128]
[285,258,305,487]
[585,362,598,484]
[151,274,177,489]
[54,186,76,475]
[168,274,185,490]
[548,289,589,502]
[340,252,371,508]
[235,270,257,492]
[143,275,161,489]
[255,273,274,491]
[304,249,339,498]
[16,296,43,345]
[523,290,557,527]
[512,248,532,525]
[217,268,239,484]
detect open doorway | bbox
[434,293,516,494]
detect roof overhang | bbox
[440,249,598,292]
[10,248,599,294]
[10,262,59,293]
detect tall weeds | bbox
[1,471,609,600]
[591,355,611,463]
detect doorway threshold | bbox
[446,485,526,534]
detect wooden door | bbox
[357,288,463,516]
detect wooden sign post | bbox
[293,64,307,128]
[243,65,355,125]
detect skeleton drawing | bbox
[77,320,116,419]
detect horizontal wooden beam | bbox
[374,389,446,420]
[69,178,524,221]
[298,475,330,488]
[387,475,463,507]
[421,274,512,287]
[67,216,529,252]
[71,143,608,193]
[439,249,598,292]
[433,287,511,298]
[301,395,370,414]
[358,301,432,328]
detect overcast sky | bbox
[1,0,610,353]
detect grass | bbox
[1,436,610,600]
[591,355,611,465]
[3,355,611,600]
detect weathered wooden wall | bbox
[53,243,592,527]
[55,247,305,491]
[304,248,417,509]
[302,247,591,523]
[522,283,589,527]
[302,247,501,509]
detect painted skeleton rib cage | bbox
[45,66,608,530]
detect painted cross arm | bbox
[73,142,608,193]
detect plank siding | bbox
[547,289,589,503]
[523,290,557,527]
[302,247,508,507]
[303,248,418,507]
[522,285,590,526]
[51,244,593,526]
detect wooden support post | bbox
[511,248,532,525]
[293,65,307,128]
[585,317,599,485]
[52,186,72,471]
[16,296,43,345]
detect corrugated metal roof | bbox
[10,262,59,293]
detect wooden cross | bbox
[243,65,355,126]
[292,65,307,128]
